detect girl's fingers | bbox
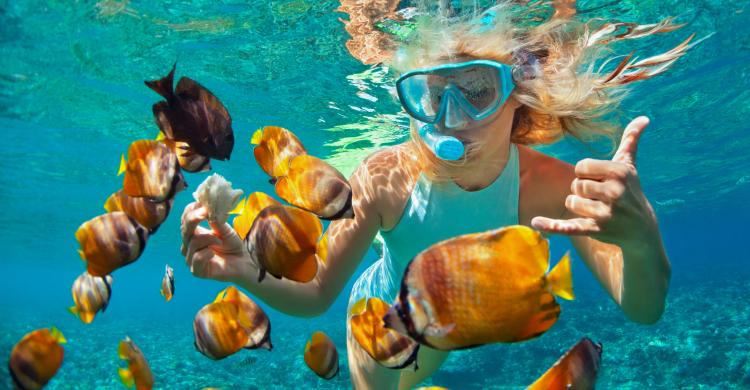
[181,202,208,245]
[531,216,601,236]
[571,178,624,203]
[186,233,222,265]
[574,159,628,180]
[565,195,612,221]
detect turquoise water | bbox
[1,0,749,388]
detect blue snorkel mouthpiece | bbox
[418,124,465,161]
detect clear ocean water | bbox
[1,0,749,389]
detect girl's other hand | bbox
[180,201,250,282]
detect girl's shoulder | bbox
[517,144,575,224]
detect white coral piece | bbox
[193,173,243,224]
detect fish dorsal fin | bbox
[118,154,127,176]
[214,288,229,303]
[118,367,134,388]
[316,232,329,265]
[251,128,263,145]
[350,298,368,316]
[222,286,241,303]
[50,327,67,344]
[547,252,575,300]
[155,131,165,141]
[490,226,549,276]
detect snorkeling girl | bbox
[180,2,695,388]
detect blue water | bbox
[1,0,749,388]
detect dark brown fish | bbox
[527,338,603,390]
[104,189,173,233]
[244,205,322,283]
[120,139,186,202]
[75,212,149,277]
[146,64,234,160]
[9,327,66,390]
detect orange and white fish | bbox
[527,338,602,390]
[118,336,154,390]
[69,272,113,324]
[9,327,66,390]
[147,64,234,161]
[104,189,173,233]
[75,212,149,277]
[349,297,419,369]
[245,205,322,283]
[229,192,281,240]
[383,225,574,351]
[193,286,272,360]
[119,139,186,202]
[303,331,339,379]
[251,126,306,181]
[274,154,354,220]
[160,264,174,302]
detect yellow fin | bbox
[214,288,228,303]
[316,232,329,265]
[237,307,252,329]
[50,327,67,344]
[118,154,127,176]
[547,252,575,300]
[68,306,79,316]
[304,340,311,353]
[118,367,134,388]
[350,298,367,316]
[78,249,87,261]
[118,339,130,360]
[229,197,246,215]
[276,157,292,177]
[250,128,263,145]
[155,132,165,141]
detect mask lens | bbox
[398,74,446,122]
[448,65,500,113]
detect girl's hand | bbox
[531,116,657,246]
[180,202,251,282]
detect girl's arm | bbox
[181,155,387,317]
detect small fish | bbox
[118,336,155,390]
[349,297,419,370]
[527,338,603,390]
[120,139,187,202]
[160,264,175,302]
[193,286,272,360]
[147,64,234,160]
[75,212,149,277]
[303,331,339,380]
[383,225,574,351]
[251,126,306,181]
[230,192,281,240]
[69,272,113,324]
[159,136,211,173]
[245,205,322,283]
[104,189,173,233]
[9,327,66,390]
[275,154,354,220]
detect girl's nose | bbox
[442,94,470,129]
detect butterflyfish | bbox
[251,126,306,181]
[120,139,186,202]
[146,64,234,161]
[160,264,174,302]
[160,137,211,173]
[303,331,339,379]
[349,297,419,370]
[193,286,272,360]
[244,205,322,283]
[69,272,113,324]
[527,338,602,390]
[104,189,173,233]
[274,154,354,220]
[118,336,154,390]
[9,327,66,390]
[75,212,149,277]
[230,192,281,240]
[383,225,574,351]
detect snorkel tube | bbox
[418,124,465,161]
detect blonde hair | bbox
[339,1,702,179]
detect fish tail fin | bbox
[144,63,176,99]
[50,327,67,344]
[118,367,135,388]
[68,306,79,317]
[250,128,263,145]
[547,251,575,300]
[118,154,127,176]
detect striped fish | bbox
[304,331,339,379]
[230,192,281,240]
[118,336,154,390]
[75,212,149,277]
[251,126,306,181]
[10,327,66,390]
[120,139,186,202]
[527,338,602,390]
[350,297,419,370]
[160,264,174,302]
[69,272,113,324]
[104,189,173,233]
[383,225,574,351]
